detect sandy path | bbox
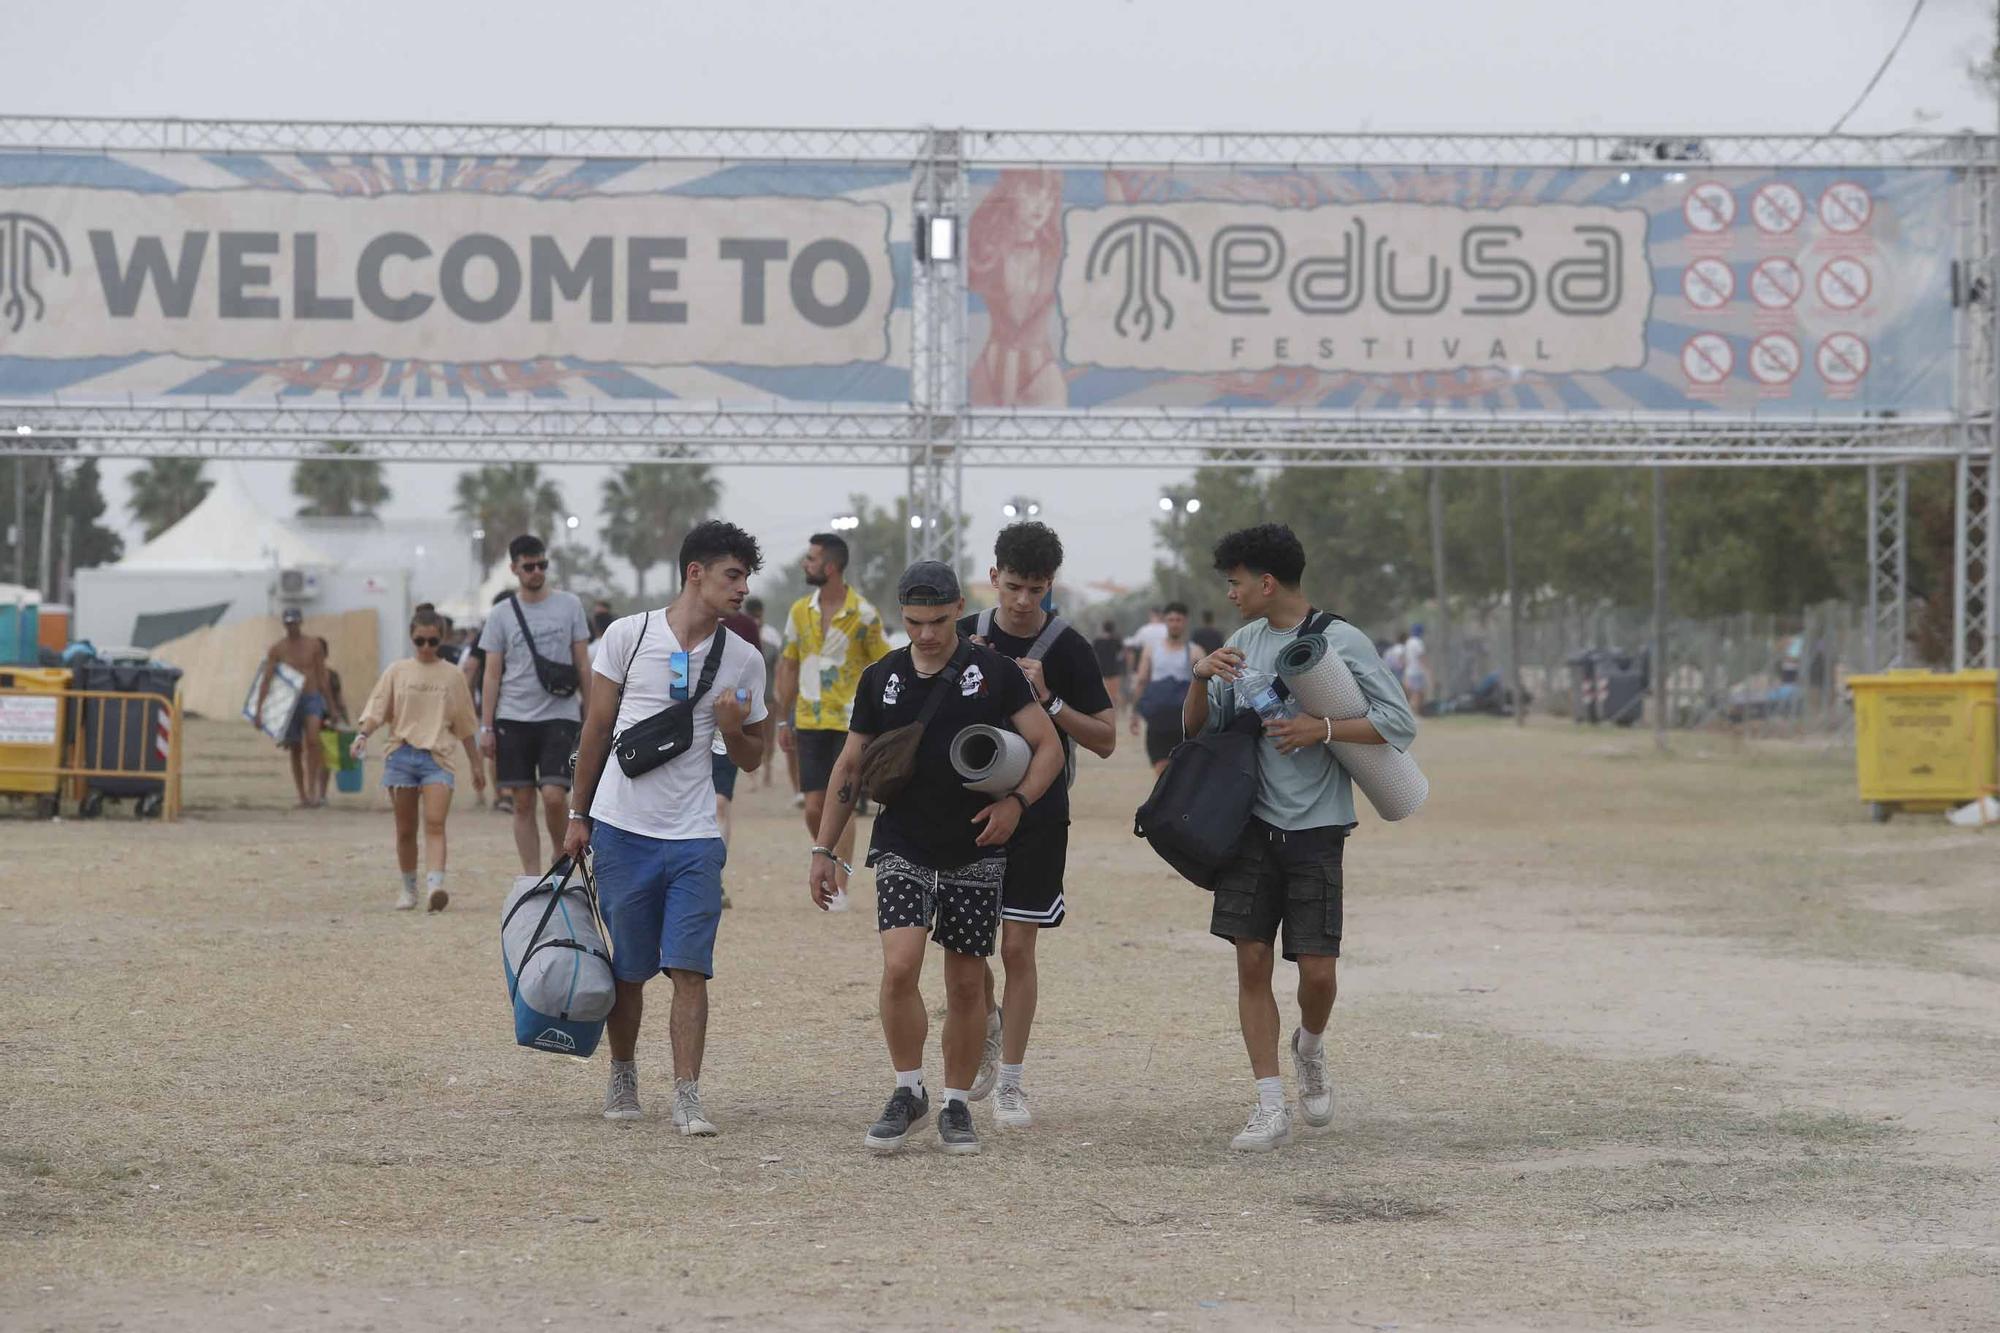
[3,717,1996,1331]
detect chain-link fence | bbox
[1443,600,1866,735]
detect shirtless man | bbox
[256,606,333,808]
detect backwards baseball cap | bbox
[896,560,962,606]
[281,607,304,624]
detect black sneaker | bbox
[938,1099,981,1156]
[864,1087,929,1152]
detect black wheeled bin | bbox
[69,661,182,818]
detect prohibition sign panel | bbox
[1749,332,1801,386]
[1750,182,1805,235]
[1750,257,1803,310]
[1816,332,1870,385]
[1684,182,1737,234]
[1817,257,1871,310]
[1682,258,1734,310]
[1681,332,1734,384]
[1818,181,1873,234]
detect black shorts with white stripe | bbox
[1001,819,1068,929]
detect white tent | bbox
[119,466,337,571]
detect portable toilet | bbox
[0,584,41,665]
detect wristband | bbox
[1324,716,1333,745]
[1005,791,1030,814]
[566,809,590,822]
[1045,696,1065,718]
[812,846,853,874]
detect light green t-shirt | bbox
[1204,614,1418,831]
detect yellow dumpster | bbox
[0,666,72,817]
[1850,669,1999,822]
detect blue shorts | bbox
[591,821,727,981]
[711,750,739,801]
[285,691,328,745]
[381,745,454,789]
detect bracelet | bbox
[566,810,589,822]
[1324,716,1333,745]
[1045,696,1065,718]
[812,846,853,874]
[1006,791,1031,813]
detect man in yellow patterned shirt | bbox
[776,533,894,897]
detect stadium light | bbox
[830,513,860,532]
[1185,498,1202,514]
[565,514,580,530]
[13,425,31,436]
[909,514,924,530]
[1158,496,1174,512]
[1002,495,1042,520]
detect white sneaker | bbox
[993,1084,1033,1129]
[1230,1102,1293,1153]
[1292,1029,1333,1129]
[394,881,418,911]
[603,1062,641,1121]
[969,1009,1002,1101]
[673,1083,719,1137]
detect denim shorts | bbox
[381,745,454,789]
[591,820,727,981]
[285,691,328,745]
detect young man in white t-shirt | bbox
[564,521,769,1136]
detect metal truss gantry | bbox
[1867,464,1910,671]
[0,114,1995,636]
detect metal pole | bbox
[1653,466,1669,750]
[1428,468,1449,697]
[60,514,74,606]
[11,459,24,586]
[38,460,56,600]
[1865,464,1880,672]
[1500,471,1524,726]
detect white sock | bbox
[896,1068,925,1094]
[1296,1026,1324,1058]
[400,871,417,891]
[1256,1076,1285,1112]
[612,1058,635,1072]
[426,870,445,890]
[998,1061,1024,1091]
[675,1077,699,1097]
[943,1087,970,1107]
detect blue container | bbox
[336,760,364,794]
[0,602,40,665]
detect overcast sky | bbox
[11,0,1997,599]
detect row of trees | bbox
[1148,463,1959,661]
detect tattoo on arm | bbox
[836,782,854,806]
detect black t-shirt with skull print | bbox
[849,642,1035,873]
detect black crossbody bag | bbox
[611,616,729,778]
[508,594,582,699]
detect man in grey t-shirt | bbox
[478,534,593,873]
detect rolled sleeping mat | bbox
[950,724,1033,797]
[1275,635,1429,821]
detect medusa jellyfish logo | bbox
[0,213,70,336]
[1084,216,1199,342]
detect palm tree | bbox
[127,460,212,541]
[452,464,567,568]
[292,442,390,517]
[600,451,721,601]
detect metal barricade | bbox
[0,684,186,821]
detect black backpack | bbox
[1133,612,1336,888]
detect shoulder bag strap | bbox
[976,608,996,638]
[507,594,547,667]
[1026,614,1069,663]
[689,624,729,703]
[913,641,974,734]
[613,612,651,700]
[1270,610,1330,707]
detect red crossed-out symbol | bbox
[1817,257,1871,310]
[1682,258,1734,310]
[1749,332,1801,386]
[1750,257,1803,310]
[1682,333,1734,385]
[1751,182,1805,235]
[1819,182,1873,234]
[1816,333,1870,385]
[1684,182,1736,234]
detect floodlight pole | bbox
[1652,467,1668,751]
[1428,469,1449,698]
[1501,471,1524,726]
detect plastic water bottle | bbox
[1233,667,1297,722]
[828,887,851,913]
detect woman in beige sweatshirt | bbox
[353,609,486,912]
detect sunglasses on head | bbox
[412,635,441,647]
[519,559,549,572]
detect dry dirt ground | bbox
[3,715,1998,1332]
